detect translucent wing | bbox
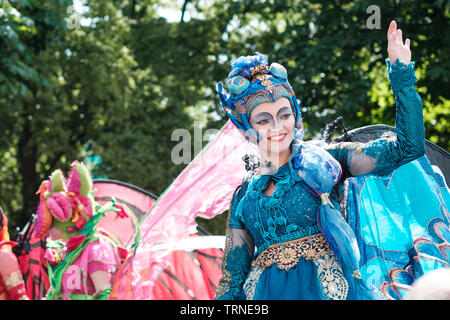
[110,120,257,300]
[93,179,157,248]
[151,235,224,300]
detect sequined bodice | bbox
[235,163,342,255]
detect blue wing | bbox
[346,155,450,299]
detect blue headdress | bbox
[217,52,303,141]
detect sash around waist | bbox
[252,233,332,272]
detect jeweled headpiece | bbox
[217,52,303,140]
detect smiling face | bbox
[249,97,297,159]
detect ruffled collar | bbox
[262,161,291,182]
[249,143,301,200]
[247,161,297,209]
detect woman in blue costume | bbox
[215,20,450,300]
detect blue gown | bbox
[215,59,450,300]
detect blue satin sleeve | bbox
[215,186,255,300]
[326,58,425,177]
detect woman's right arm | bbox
[215,186,254,300]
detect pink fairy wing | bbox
[110,120,257,300]
[94,180,157,248]
[151,235,224,300]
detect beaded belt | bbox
[251,234,332,272]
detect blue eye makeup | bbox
[251,106,293,127]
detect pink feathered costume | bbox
[34,161,125,300]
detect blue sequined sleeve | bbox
[215,186,255,300]
[326,58,425,177]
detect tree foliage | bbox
[0,0,448,234]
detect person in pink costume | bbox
[33,161,127,300]
[0,208,29,300]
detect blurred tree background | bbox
[0,0,448,235]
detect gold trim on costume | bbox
[3,271,24,289]
[251,234,332,271]
[320,193,333,206]
[215,227,233,299]
[313,253,349,300]
[215,270,231,298]
[234,82,295,115]
[243,267,264,300]
[250,65,268,78]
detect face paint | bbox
[249,98,297,161]
[251,106,294,130]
